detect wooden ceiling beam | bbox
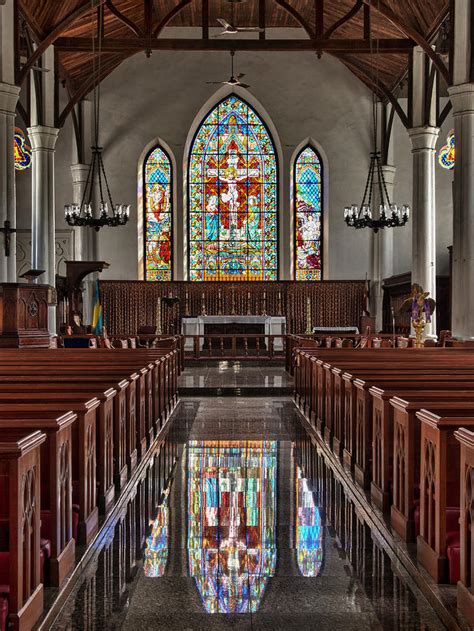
[361,0,450,84]
[105,1,143,38]
[18,0,107,85]
[324,0,363,40]
[274,0,315,39]
[339,55,409,128]
[152,0,192,38]
[55,36,414,53]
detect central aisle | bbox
[122,391,444,630]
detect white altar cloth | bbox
[182,315,286,351]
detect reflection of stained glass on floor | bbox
[144,489,169,577]
[187,440,277,613]
[296,465,323,577]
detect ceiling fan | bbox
[206,51,250,88]
[215,17,264,35]
[215,1,264,36]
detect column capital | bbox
[408,126,440,152]
[448,83,474,115]
[71,163,90,184]
[0,81,19,115]
[27,125,59,151]
[378,164,396,186]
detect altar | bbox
[182,315,286,351]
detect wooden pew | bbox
[390,394,474,543]
[0,411,77,587]
[416,406,474,583]
[367,388,474,514]
[0,383,117,516]
[454,428,474,626]
[349,373,474,488]
[0,430,45,631]
[0,397,100,546]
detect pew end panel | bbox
[417,409,474,584]
[0,412,77,587]
[455,427,474,627]
[0,430,46,631]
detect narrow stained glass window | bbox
[188,95,278,281]
[145,146,172,281]
[294,146,322,281]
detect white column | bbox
[0,82,19,281]
[70,163,90,261]
[28,125,59,333]
[370,165,396,331]
[408,126,439,337]
[448,84,474,338]
[0,0,19,281]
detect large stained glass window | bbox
[187,440,277,613]
[188,95,278,281]
[294,146,322,280]
[144,146,173,281]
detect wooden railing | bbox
[183,334,287,361]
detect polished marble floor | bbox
[178,361,293,394]
[52,396,444,631]
[121,398,445,631]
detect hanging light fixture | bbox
[65,3,130,232]
[344,1,409,234]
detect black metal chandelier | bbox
[64,146,130,232]
[344,6,409,234]
[344,151,409,233]
[64,3,130,232]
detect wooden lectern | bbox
[0,282,52,347]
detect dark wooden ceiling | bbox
[18,0,449,123]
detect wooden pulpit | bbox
[0,283,52,347]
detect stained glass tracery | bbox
[188,95,278,281]
[187,440,277,613]
[145,146,172,281]
[295,146,322,281]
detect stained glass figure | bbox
[294,146,322,280]
[188,95,278,281]
[295,466,323,577]
[144,146,172,281]
[14,127,32,171]
[438,130,455,170]
[144,493,169,577]
[187,440,277,613]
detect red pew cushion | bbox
[0,595,8,631]
[0,553,8,587]
[446,531,460,585]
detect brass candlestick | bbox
[218,288,223,316]
[184,290,190,317]
[277,290,282,316]
[262,290,267,316]
[412,317,426,348]
[201,292,206,316]
[305,296,312,334]
[247,290,251,316]
[156,299,162,334]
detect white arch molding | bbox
[289,138,330,280]
[182,85,285,281]
[137,137,178,280]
